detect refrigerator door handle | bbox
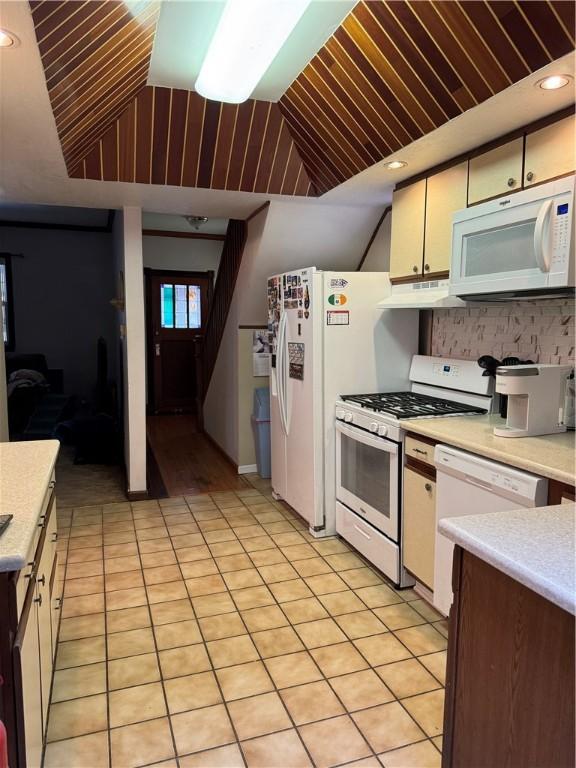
[277,313,288,436]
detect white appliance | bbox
[268,268,418,537]
[494,363,574,437]
[335,355,494,586]
[377,278,465,310]
[450,175,575,299]
[434,445,548,616]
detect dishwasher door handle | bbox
[463,474,494,491]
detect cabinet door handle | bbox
[425,483,433,492]
[507,177,516,188]
[38,574,46,587]
[526,171,534,182]
[33,594,42,606]
[413,448,428,456]
[412,265,419,273]
[51,532,58,543]
[424,263,430,272]
[38,515,46,528]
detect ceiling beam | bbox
[142,229,226,241]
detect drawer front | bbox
[16,482,56,619]
[336,502,399,584]
[404,436,435,467]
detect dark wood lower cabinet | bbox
[443,547,575,768]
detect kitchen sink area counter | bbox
[0,439,60,571]
[439,503,575,615]
[400,414,576,486]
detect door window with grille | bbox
[160,283,202,329]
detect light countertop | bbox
[439,503,576,615]
[0,440,60,572]
[400,414,575,486]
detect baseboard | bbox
[237,464,257,475]
[126,489,149,502]
[202,429,239,471]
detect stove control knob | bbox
[377,425,388,437]
[369,422,378,433]
[344,412,353,423]
[335,408,346,420]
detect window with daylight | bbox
[160,283,202,330]
[0,255,14,348]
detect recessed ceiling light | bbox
[0,29,17,48]
[536,74,572,90]
[385,160,407,170]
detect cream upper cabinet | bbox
[468,137,523,205]
[424,162,468,275]
[524,114,576,188]
[390,179,426,279]
[403,467,436,589]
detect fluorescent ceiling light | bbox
[195,0,312,104]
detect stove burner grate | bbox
[340,391,487,419]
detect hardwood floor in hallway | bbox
[147,415,251,498]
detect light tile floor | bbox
[47,478,447,768]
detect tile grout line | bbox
[52,488,446,764]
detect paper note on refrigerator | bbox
[253,330,271,377]
[288,342,305,380]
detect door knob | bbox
[526,171,534,182]
[425,483,433,492]
[507,177,516,187]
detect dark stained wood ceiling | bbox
[279,0,575,194]
[69,86,315,196]
[30,0,574,198]
[29,0,160,171]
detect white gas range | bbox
[334,355,494,587]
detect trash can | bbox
[251,387,271,478]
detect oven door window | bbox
[337,428,398,542]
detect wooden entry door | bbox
[146,270,212,413]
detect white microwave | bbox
[450,175,575,299]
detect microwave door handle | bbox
[534,199,553,273]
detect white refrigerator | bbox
[268,267,418,536]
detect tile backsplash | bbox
[431,299,575,365]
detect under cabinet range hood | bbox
[377,279,466,309]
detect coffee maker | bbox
[494,364,574,438]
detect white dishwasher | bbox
[433,444,548,616]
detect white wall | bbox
[203,208,269,465]
[360,210,392,272]
[116,207,147,494]
[204,200,382,465]
[142,236,223,274]
[237,200,382,325]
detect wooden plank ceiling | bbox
[279,0,575,194]
[29,0,161,172]
[30,0,574,197]
[69,87,315,196]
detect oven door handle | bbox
[336,421,398,454]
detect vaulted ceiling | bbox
[29,0,575,198]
